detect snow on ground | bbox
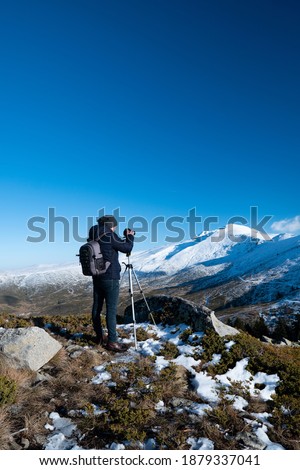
[44,321,285,451]
[44,413,82,450]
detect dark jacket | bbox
[88,225,134,280]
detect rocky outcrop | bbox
[0,326,62,371]
[122,295,212,331]
[122,295,238,336]
[210,312,239,337]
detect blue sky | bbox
[1,0,299,269]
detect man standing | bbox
[89,215,134,352]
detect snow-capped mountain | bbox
[130,224,300,295]
[132,225,300,324]
[1,224,299,322]
[131,224,271,276]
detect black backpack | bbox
[77,239,110,276]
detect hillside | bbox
[1,311,299,451]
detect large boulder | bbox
[122,295,213,331]
[0,327,62,371]
[122,295,240,336]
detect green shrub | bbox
[0,314,33,328]
[201,329,227,363]
[160,341,179,359]
[270,395,300,440]
[0,376,17,406]
[136,327,151,341]
[179,327,193,343]
[109,397,153,441]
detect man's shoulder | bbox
[88,224,99,241]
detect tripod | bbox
[121,253,156,350]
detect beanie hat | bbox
[97,215,118,227]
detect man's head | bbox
[98,215,118,231]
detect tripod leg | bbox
[128,267,138,350]
[132,269,157,326]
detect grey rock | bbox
[210,312,239,337]
[236,431,266,450]
[170,397,196,408]
[32,371,54,385]
[69,349,84,359]
[261,335,274,344]
[66,344,85,358]
[21,437,30,449]
[282,337,293,346]
[0,327,62,371]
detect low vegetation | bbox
[0,313,299,450]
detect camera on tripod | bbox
[123,228,136,236]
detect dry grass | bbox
[267,426,300,450]
[154,412,194,449]
[42,349,107,413]
[152,364,189,403]
[0,408,12,449]
[245,396,269,415]
[0,360,34,388]
[22,412,50,448]
[200,418,240,450]
[0,334,110,449]
[46,347,70,372]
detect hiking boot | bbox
[106,341,128,352]
[95,334,108,346]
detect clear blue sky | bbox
[1,0,299,269]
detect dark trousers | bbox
[92,278,120,343]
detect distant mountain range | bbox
[1,224,300,327]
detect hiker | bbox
[89,215,134,352]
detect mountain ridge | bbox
[1,224,299,326]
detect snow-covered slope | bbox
[129,224,300,280]
[0,263,91,315]
[0,263,85,293]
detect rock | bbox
[262,336,300,348]
[236,431,266,450]
[210,312,239,337]
[282,337,293,346]
[122,295,239,337]
[170,397,196,408]
[8,436,22,450]
[65,344,85,358]
[33,371,53,385]
[21,437,30,449]
[261,335,274,344]
[122,295,213,331]
[0,327,62,371]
